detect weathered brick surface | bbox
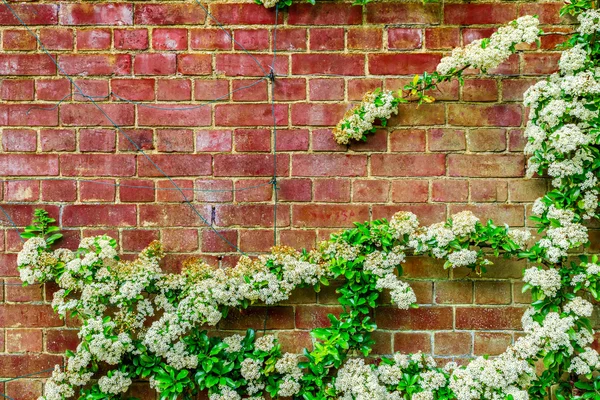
[0,0,571,381]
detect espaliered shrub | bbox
[15,2,600,400]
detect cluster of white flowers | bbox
[389,211,420,238]
[333,89,399,144]
[559,44,588,74]
[275,353,302,397]
[98,370,132,395]
[437,16,540,74]
[523,267,562,297]
[577,9,600,35]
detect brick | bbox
[0,155,58,176]
[235,29,269,51]
[448,154,524,178]
[429,129,466,151]
[134,53,176,75]
[214,204,289,228]
[474,332,512,356]
[235,179,272,202]
[42,180,77,202]
[196,130,232,152]
[61,103,134,126]
[177,54,212,75]
[240,229,276,252]
[73,79,109,101]
[391,180,429,203]
[425,27,459,49]
[63,205,136,227]
[292,204,369,228]
[36,79,70,101]
[138,104,210,127]
[40,129,75,152]
[2,129,36,152]
[0,354,62,378]
[275,28,307,51]
[390,104,445,126]
[112,78,155,101]
[6,380,43,399]
[366,3,440,24]
[277,129,309,151]
[444,4,517,25]
[191,29,231,50]
[388,28,423,49]
[291,103,347,126]
[435,281,472,304]
[394,332,431,354]
[195,179,233,203]
[214,154,288,176]
[194,79,230,101]
[448,104,522,127]
[296,305,342,329]
[77,28,111,50]
[314,179,350,202]
[138,154,212,177]
[3,29,36,50]
[117,128,154,152]
[309,79,344,101]
[278,179,312,202]
[369,53,442,75]
[157,129,194,152]
[58,54,130,75]
[456,307,526,330]
[0,55,56,76]
[375,306,453,330]
[201,230,238,253]
[348,28,382,50]
[61,154,134,176]
[79,129,115,152]
[122,230,159,251]
[119,179,154,203]
[463,79,498,102]
[6,329,43,352]
[372,154,445,177]
[274,78,306,101]
[232,79,268,102]
[60,3,132,25]
[310,28,344,51]
[523,53,561,75]
[209,3,281,25]
[46,329,80,353]
[471,180,508,202]
[0,304,62,328]
[502,79,539,102]
[153,28,187,50]
[353,180,389,203]
[216,54,287,77]
[215,104,288,126]
[293,154,366,177]
[134,4,206,25]
[466,129,506,152]
[114,29,148,50]
[435,332,471,356]
[288,3,362,25]
[475,281,511,305]
[389,129,426,152]
[508,180,547,202]
[4,181,39,202]
[432,179,468,203]
[292,53,365,76]
[0,4,58,26]
[235,129,270,152]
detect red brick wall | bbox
[0,1,572,397]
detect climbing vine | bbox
[15,2,600,400]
